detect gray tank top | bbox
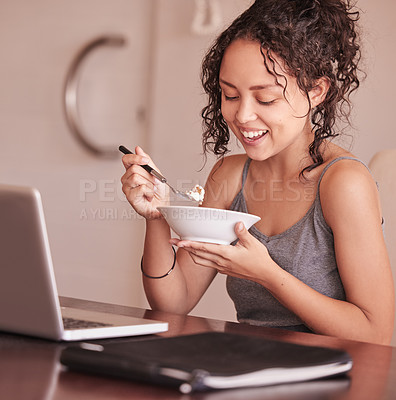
[227,156,365,332]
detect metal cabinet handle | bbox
[64,35,126,158]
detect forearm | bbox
[142,218,192,314]
[121,149,212,314]
[262,263,393,345]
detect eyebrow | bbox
[219,79,280,91]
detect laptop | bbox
[0,184,168,341]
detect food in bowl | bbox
[157,206,261,245]
[185,184,205,204]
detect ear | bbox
[308,77,330,108]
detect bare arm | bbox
[176,160,395,344]
[121,148,244,314]
[141,218,217,314]
[260,161,394,343]
[308,160,394,341]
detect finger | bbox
[123,182,157,207]
[188,252,219,269]
[126,183,159,210]
[122,170,154,193]
[135,146,162,173]
[134,183,156,202]
[121,153,150,170]
[121,164,157,192]
[121,168,138,187]
[234,222,251,247]
[176,241,224,261]
[188,251,233,275]
[170,238,182,246]
[176,240,223,252]
[180,244,229,267]
[135,145,149,158]
[128,163,156,182]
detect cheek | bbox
[220,101,236,124]
[286,91,311,117]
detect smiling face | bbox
[219,39,315,162]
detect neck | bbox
[256,132,316,181]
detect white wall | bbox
[0,0,153,307]
[349,0,396,161]
[0,0,395,323]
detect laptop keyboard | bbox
[63,317,112,330]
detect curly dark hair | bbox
[200,0,361,176]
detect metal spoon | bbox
[119,145,194,201]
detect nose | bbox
[235,99,257,124]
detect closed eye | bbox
[257,99,276,106]
[224,95,239,101]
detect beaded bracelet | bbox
[140,246,176,279]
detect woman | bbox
[121,0,394,344]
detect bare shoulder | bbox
[320,156,382,227]
[319,143,375,192]
[203,154,249,208]
[321,157,377,194]
[208,153,248,181]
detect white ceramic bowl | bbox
[157,206,261,245]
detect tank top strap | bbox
[241,158,253,189]
[317,156,366,188]
[240,156,368,195]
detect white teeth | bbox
[241,130,267,139]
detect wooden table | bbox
[0,297,395,399]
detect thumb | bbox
[235,222,250,245]
[135,146,160,171]
[135,145,150,158]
